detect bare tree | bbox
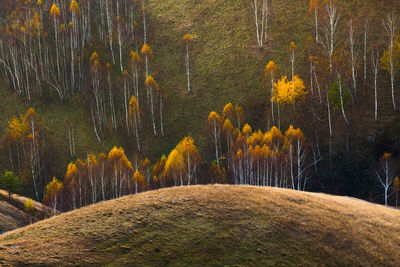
[320,0,340,78]
[383,12,399,110]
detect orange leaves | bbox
[182,33,194,43]
[90,51,99,62]
[242,123,252,137]
[90,52,100,73]
[69,0,81,15]
[176,136,201,164]
[129,51,142,65]
[285,125,304,141]
[7,108,38,142]
[165,148,184,176]
[289,41,296,52]
[49,4,61,17]
[132,169,146,184]
[141,43,153,57]
[37,0,42,6]
[145,75,159,90]
[272,75,307,105]
[265,61,277,80]
[208,111,221,124]
[381,152,392,161]
[129,96,139,116]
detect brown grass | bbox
[0,185,399,266]
[0,201,30,233]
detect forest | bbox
[0,0,400,213]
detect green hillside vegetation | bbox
[1,0,400,204]
[0,185,399,265]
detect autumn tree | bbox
[43,177,63,216]
[24,198,35,223]
[375,152,396,206]
[144,75,159,135]
[141,43,153,84]
[182,33,194,93]
[165,148,184,186]
[289,42,296,82]
[128,96,141,151]
[176,136,201,185]
[132,169,145,193]
[265,61,277,124]
[208,111,222,166]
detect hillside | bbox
[0,201,30,233]
[0,190,53,233]
[0,185,399,266]
[2,0,400,202]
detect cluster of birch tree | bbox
[0,0,165,144]
[207,103,311,190]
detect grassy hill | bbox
[0,190,53,233]
[0,201,30,233]
[0,185,399,265]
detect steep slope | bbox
[0,190,53,233]
[0,185,399,266]
[0,201,30,233]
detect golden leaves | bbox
[69,0,81,15]
[182,33,194,43]
[145,75,159,90]
[140,43,153,57]
[49,4,61,17]
[272,75,307,105]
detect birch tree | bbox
[182,33,194,93]
[375,152,396,206]
[208,111,222,166]
[320,0,340,78]
[382,12,399,110]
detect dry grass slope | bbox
[0,185,398,266]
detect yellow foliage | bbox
[272,75,307,105]
[165,149,184,175]
[208,111,221,123]
[140,43,153,57]
[132,169,146,184]
[382,152,392,161]
[24,198,34,212]
[222,119,233,133]
[90,51,99,62]
[37,0,42,6]
[49,4,61,17]
[130,51,142,65]
[380,35,400,72]
[182,33,194,43]
[129,96,139,116]
[43,177,63,203]
[285,125,304,140]
[69,0,81,14]
[222,103,234,119]
[242,123,252,137]
[145,75,159,90]
[289,41,296,51]
[265,61,277,80]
